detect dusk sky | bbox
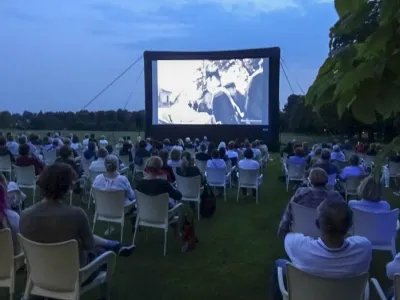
[0,0,336,113]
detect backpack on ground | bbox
[200,183,216,218]
[181,215,198,252]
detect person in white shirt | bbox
[271,198,372,300]
[53,133,63,147]
[207,149,227,170]
[238,148,260,196]
[82,134,89,149]
[386,254,400,299]
[226,141,239,166]
[6,135,19,156]
[71,135,83,153]
[98,135,108,149]
[92,155,136,207]
[167,148,182,168]
[89,148,109,173]
[172,140,183,151]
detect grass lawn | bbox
[2,154,398,300]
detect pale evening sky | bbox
[0,0,336,113]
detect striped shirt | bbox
[277,187,344,237]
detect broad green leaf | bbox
[335,0,367,18]
[336,90,356,117]
[316,58,337,77]
[380,0,400,25]
[350,96,377,124]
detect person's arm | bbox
[165,181,182,201]
[77,208,95,250]
[277,201,293,238]
[123,177,136,200]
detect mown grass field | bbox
[1,153,397,300]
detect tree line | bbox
[1,93,399,143]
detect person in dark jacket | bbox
[55,145,82,177]
[134,140,151,165]
[0,136,14,163]
[83,141,97,160]
[136,156,182,208]
[176,152,201,179]
[195,144,210,161]
[15,144,44,176]
[119,141,133,162]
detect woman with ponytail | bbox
[0,179,21,254]
[176,151,201,179]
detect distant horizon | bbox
[0,0,336,113]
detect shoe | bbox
[118,245,136,257]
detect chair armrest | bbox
[226,171,231,177]
[231,166,237,172]
[119,167,129,175]
[169,202,184,215]
[124,199,136,211]
[277,267,288,298]
[79,251,116,284]
[14,252,25,271]
[258,174,263,180]
[370,278,387,300]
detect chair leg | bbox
[120,221,124,243]
[224,186,227,202]
[236,185,240,202]
[197,201,200,220]
[32,189,36,205]
[132,224,138,246]
[164,229,168,256]
[256,188,259,204]
[392,239,397,258]
[92,216,97,233]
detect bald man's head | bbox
[317,199,352,237]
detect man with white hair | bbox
[184,137,195,150]
[145,137,152,152]
[53,133,63,147]
[82,134,89,149]
[98,135,108,149]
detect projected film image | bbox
[154,58,269,125]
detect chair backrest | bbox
[135,157,148,172]
[92,188,126,218]
[134,190,169,224]
[343,150,355,160]
[206,167,226,185]
[0,229,14,280]
[14,165,36,186]
[351,208,399,245]
[388,161,400,177]
[226,159,232,173]
[175,174,201,198]
[345,175,366,194]
[333,160,348,171]
[286,263,368,300]
[327,173,337,189]
[42,150,57,165]
[18,234,79,293]
[81,157,94,176]
[291,202,319,237]
[394,274,400,299]
[287,162,306,180]
[89,170,103,183]
[119,155,130,167]
[238,168,259,186]
[186,148,196,157]
[0,155,12,170]
[194,159,207,175]
[143,172,168,181]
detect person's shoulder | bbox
[292,187,311,198]
[285,233,313,249]
[347,236,372,249]
[5,209,20,221]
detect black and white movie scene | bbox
[155,58,269,125]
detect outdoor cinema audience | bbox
[277,168,344,238]
[272,198,372,300]
[0,136,15,163]
[19,163,135,268]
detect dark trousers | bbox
[270,259,289,300]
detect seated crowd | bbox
[3,131,400,299]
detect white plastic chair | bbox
[285,162,306,192]
[133,191,183,256]
[363,155,375,169]
[186,148,196,158]
[14,165,37,204]
[133,157,149,177]
[87,171,104,210]
[119,155,132,176]
[236,168,263,204]
[0,155,12,180]
[194,159,207,176]
[81,157,94,177]
[18,234,116,300]
[0,229,24,300]
[343,150,355,160]
[388,161,400,186]
[333,160,348,171]
[175,174,202,220]
[42,150,57,165]
[344,175,366,201]
[370,275,400,300]
[278,263,369,300]
[291,202,319,238]
[351,208,399,258]
[205,167,230,202]
[92,188,135,242]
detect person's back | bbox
[313,150,339,176]
[285,233,371,277]
[20,200,93,264]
